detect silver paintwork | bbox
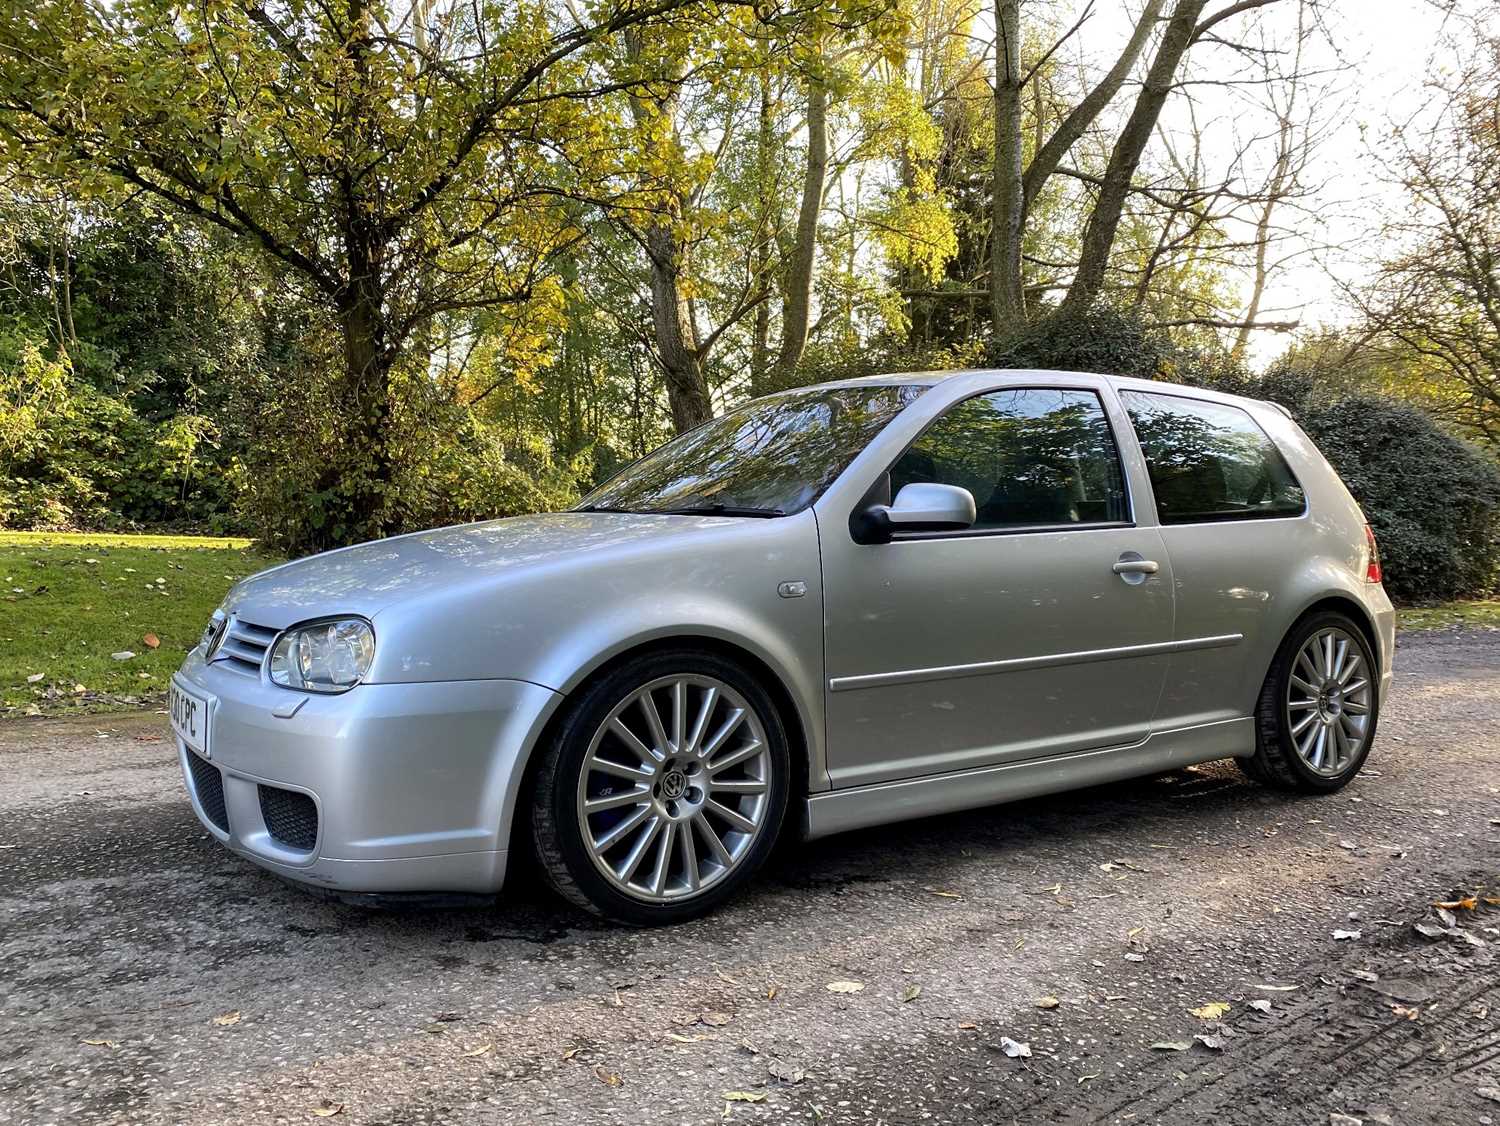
[172,368,1396,897]
[884,482,977,529]
[577,674,771,901]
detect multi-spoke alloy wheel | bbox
[577,675,771,902]
[1241,611,1380,793]
[1285,626,1372,775]
[531,650,789,924]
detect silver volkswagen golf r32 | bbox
[171,369,1395,924]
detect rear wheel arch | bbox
[1290,594,1382,675]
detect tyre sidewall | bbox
[538,649,791,926]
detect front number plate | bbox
[169,678,211,758]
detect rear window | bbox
[1120,390,1306,525]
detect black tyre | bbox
[1239,611,1380,793]
[529,648,791,925]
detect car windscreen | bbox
[578,385,925,517]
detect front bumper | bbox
[172,649,560,895]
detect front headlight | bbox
[268,618,375,692]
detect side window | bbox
[889,388,1130,530]
[1120,391,1306,525]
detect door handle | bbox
[1112,559,1160,575]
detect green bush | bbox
[1284,393,1499,602]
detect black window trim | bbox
[853,383,1138,544]
[1118,387,1309,528]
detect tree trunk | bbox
[1055,0,1207,321]
[750,76,774,396]
[1022,0,1167,212]
[331,216,397,544]
[990,0,1026,335]
[625,31,713,433]
[773,71,828,385]
[644,224,713,432]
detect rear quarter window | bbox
[1120,390,1306,525]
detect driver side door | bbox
[819,384,1175,789]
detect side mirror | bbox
[853,482,977,544]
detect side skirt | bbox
[801,717,1254,841]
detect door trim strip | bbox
[826,633,1244,693]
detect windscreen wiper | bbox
[656,503,786,518]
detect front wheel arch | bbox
[505,635,810,885]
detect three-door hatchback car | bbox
[172,369,1393,924]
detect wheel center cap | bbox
[661,770,688,800]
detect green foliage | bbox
[987,304,1182,380]
[1278,390,1499,603]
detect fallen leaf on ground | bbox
[561,1047,584,1060]
[768,1059,805,1084]
[1414,921,1447,938]
[1248,1000,1272,1014]
[957,1022,978,1031]
[212,1011,241,1026]
[1151,1041,1192,1051]
[1329,1114,1362,1126]
[1436,907,1457,928]
[998,1037,1031,1058]
[723,1091,766,1103]
[111,651,135,661]
[927,888,962,899]
[825,981,864,994]
[1331,929,1361,941]
[1391,1005,1420,1021]
[80,1038,117,1049]
[595,1067,622,1087]
[701,1011,733,1025]
[310,1104,344,1118]
[1123,953,1146,962]
[26,673,43,683]
[666,1032,708,1044]
[1190,1002,1230,1020]
[1475,1087,1500,1104]
[143,633,160,649]
[1435,896,1477,910]
[462,1043,493,1057]
[1194,1034,1227,1051]
[1036,996,1060,1010]
[900,985,921,1003]
[1350,970,1378,983]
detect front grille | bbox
[187,753,229,832]
[211,616,277,677]
[259,785,318,851]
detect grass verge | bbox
[1397,599,1500,632]
[1,531,283,716]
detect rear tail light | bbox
[1364,524,1382,584]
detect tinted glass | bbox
[580,385,923,516]
[889,388,1129,529]
[1120,390,1305,524]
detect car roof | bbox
[802,368,1287,416]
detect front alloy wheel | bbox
[531,650,789,924]
[577,675,773,902]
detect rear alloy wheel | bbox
[531,650,789,924]
[1242,611,1379,792]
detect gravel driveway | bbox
[2,631,1497,1126]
